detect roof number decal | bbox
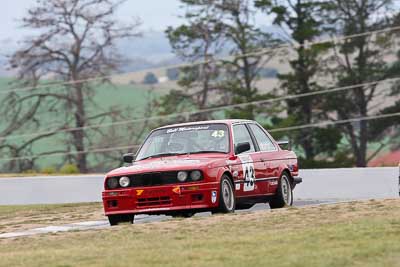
[211,130,225,138]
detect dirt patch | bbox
[0,203,103,234]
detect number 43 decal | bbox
[239,155,255,192]
[211,130,225,138]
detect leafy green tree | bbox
[256,0,342,161]
[166,68,180,81]
[162,0,225,121]
[324,0,395,166]
[369,50,400,153]
[215,0,280,120]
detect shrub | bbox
[23,169,37,174]
[166,68,180,81]
[143,72,158,84]
[41,166,56,174]
[60,164,79,174]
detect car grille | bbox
[129,172,178,187]
[137,196,172,207]
[106,171,203,189]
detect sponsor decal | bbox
[172,186,181,194]
[238,155,255,192]
[211,191,217,203]
[167,126,210,133]
[136,190,144,196]
[269,180,278,186]
[235,183,241,191]
[232,170,239,178]
[162,159,201,165]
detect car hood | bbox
[106,155,226,177]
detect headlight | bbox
[190,170,202,181]
[177,171,188,182]
[107,177,119,189]
[119,176,130,188]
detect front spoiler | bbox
[102,182,219,216]
[292,176,302,189]
[293,177,303,184]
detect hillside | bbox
[0,78,159,170]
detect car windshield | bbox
[136,124,230,161]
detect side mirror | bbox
[277,140,291,150]
[123,153,135,163]
[235,142,251,155]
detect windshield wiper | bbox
[188,151,227,154]
[139,152,182,161]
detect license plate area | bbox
[137,196,171,207]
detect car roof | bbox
[155,119,255,130]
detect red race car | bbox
[102,120,302,225]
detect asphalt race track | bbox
[0,167,397,205]
[0,167,398,238]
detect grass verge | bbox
[0,199,400,267]
[0,202,103,234]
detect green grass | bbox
[0,199,399,267]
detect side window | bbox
[233,124,255,154]
[249,124,276,152]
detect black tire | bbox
[216,175,236,213]
[108,214,135,226]
[269,173,293,209]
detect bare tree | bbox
[3,0,141,172]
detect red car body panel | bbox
[102,120,299,216]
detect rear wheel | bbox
[215,175,235,213]
[108,214,135,226]
[269,173,293,209]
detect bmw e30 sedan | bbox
[102,119,302,225]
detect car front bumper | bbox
[102,181,220,216]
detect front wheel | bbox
[269,173,293,209]
[215,175,236,213]
[108,214,135,226]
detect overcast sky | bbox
[0,0,273,43]
[0,0,185,42]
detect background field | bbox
[0,77,161,169]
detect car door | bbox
[231,123,263,197]
[247,123,280,194]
